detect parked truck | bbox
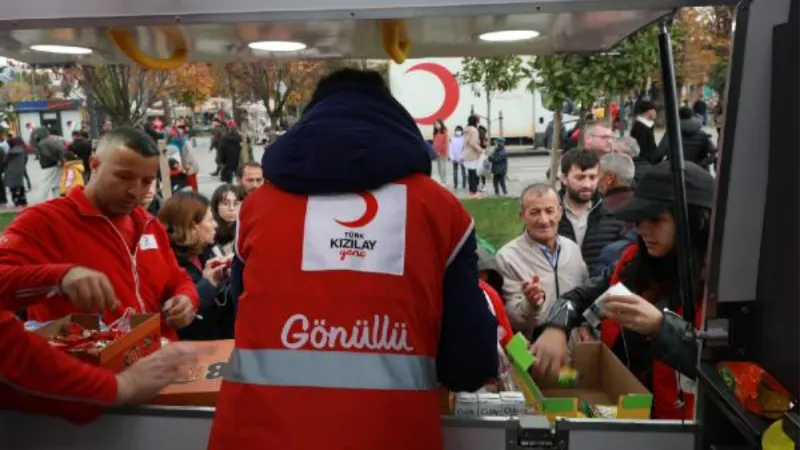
[389,57,578,146]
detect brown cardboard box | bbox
[36,314,161,373]
[149,339,234,406]
[537,342,653,420]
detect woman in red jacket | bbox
[0,264,197,423]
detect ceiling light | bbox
[30,44,93,55]
[479,30,540,43]
[248,41,307,52]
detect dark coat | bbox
[174,248,236,341]
[558,194,628,276]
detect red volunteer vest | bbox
[600,245,702,420]
[208,175,474,450]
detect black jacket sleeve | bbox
[540,262,615,333]
[437,230,499,392]
[647,311,699,378]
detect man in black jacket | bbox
[657,106,717,170]
[557,149,627,276]
[629,100,660,164]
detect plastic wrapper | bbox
[718,361,793,419]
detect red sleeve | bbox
[153,222,199,308]
[0,310,117,424]
[0,208,74,309]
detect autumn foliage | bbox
[172,64,216,111]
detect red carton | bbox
[36,314,161,373]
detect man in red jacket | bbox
[0,264,198,423]
[0,127,199,340]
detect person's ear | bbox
[89,155,101,173]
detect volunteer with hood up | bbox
[530,161,714,420]
[0,264,198,422]
[0,127,200,341]
[209,69,498,450]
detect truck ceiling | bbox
[0,0,737,65]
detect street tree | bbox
[226,60,326,129]
[527,55,600,184]
[62,64,171,126]
[171,63,216,115]
[0,80,34,103]
[457,56,525,135]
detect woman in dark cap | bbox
[529,161,714,420]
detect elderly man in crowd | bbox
[496,183,588,338]
[583,124,614,157]
[596,152,638,271]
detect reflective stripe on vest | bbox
[224,348,438,391]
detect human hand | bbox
[162,295,196,329]
[576,325,597,342]
[60,266,119,313]
[529,327,568,378]
[114,342,198,405]
[602,294,664,337]
[202,258,227,287]
[522,274,545,307]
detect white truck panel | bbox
[390,57,559,142]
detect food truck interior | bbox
[0,0,797,449]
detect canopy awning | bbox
[0,0,737,65]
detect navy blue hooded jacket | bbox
[231,81,498,392]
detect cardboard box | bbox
[149,339,234,406]
[506,333,652,422]
[36,314,161,373]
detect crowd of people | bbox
[0,67,715,450]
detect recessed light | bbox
[479,30,540,42]
[248,41,307,52]
[30,44,93,55]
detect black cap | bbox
[612,161,714,222]
[634,99,657,115]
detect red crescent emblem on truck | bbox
[405,62,460,126]
[335,192,379,228]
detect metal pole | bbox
[657,19,696,331]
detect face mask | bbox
[455,131,463,137]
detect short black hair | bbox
[103,126,159,157]
[236,161,262,179]
[679,106,694,120]
[467,115,479,127]
[560,148,599,175]
[635,99,657,115]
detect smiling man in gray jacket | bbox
[495,183,589,337]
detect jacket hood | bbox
[680,118,703,135]
[263,82,432,194]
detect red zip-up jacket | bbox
[0,187,199,340]
[0,264,117,423]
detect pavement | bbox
[13,125,718,207]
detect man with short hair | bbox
[236,162,264,195]
[0,127,199,341]
[598,152,635,210]
[583,124,614,156]
[558,149,627,275]
[597,152,638,271]
[496,183,588,337]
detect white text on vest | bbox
[281,314,415,352]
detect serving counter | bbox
[0,406,698,450]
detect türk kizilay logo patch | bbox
[302,184,407,276]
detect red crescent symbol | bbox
[335,192,379,228]
[405,62,460,126]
